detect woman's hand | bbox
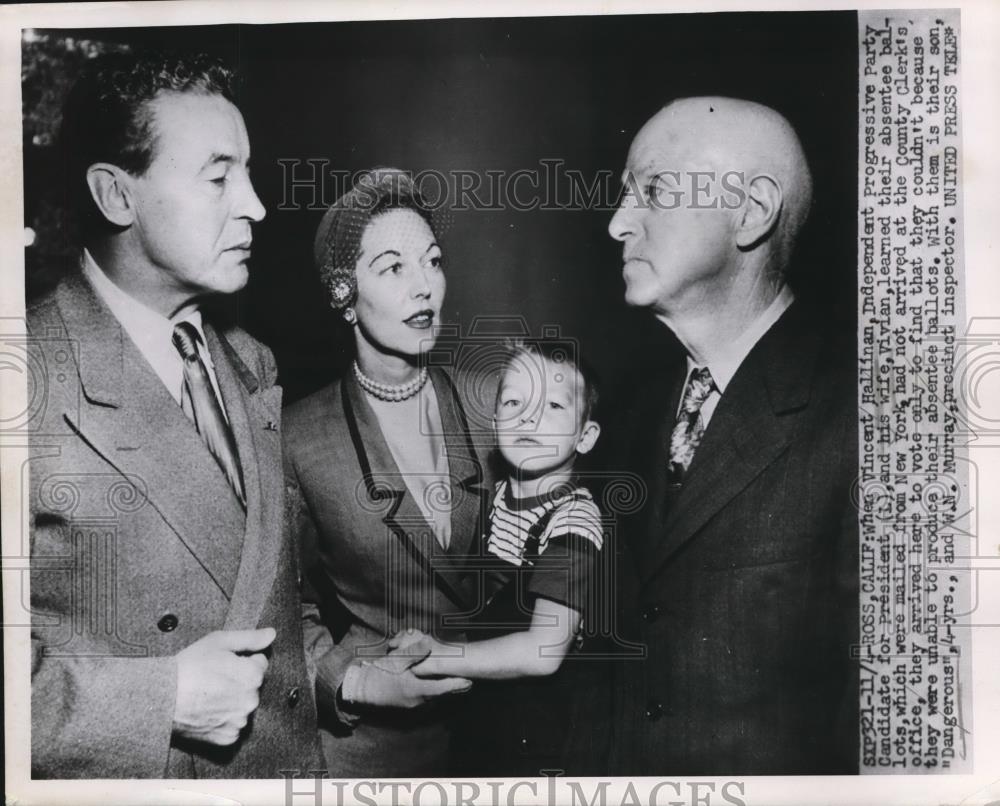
[342,661,472,710]
[339,632,473,710]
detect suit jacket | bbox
[284,367,496,778]
[609,301,859,775]
[28,272,322,779]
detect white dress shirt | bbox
[81,250,230,422]
[681,285,795,429]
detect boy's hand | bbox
[387,628,429,652]
[410,638,466,678]
[372,633,432,674]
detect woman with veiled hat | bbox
[283,168,497,776]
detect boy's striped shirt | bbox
[486,479,603,567]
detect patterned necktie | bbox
[172,321,247,509]
[668,366,716,481]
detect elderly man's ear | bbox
[736,174,783,250]
[86,163,137,228]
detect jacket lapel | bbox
[639,303,819,585]
[207,327,285,630]
[431,367,490,561]
[341,370,473,609]
[54,274,246,596]
[630,360,687,564]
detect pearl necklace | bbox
[353,361,429,402]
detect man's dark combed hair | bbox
[502,338,601,423]
[59,49,236,239]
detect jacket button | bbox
[287,686,301,707]
[645,700,664,721]
[157,614,179,632]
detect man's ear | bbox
[736,173,783,250]
[575,420,601,455]
[85,163,136,228]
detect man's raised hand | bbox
[172,627,276,746]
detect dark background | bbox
[23,12,858,404]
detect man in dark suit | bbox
[606,97,858,774]
[28,50,321,778]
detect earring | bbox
[343,307,357,325]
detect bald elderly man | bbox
[605,97,858,773]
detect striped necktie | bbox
[172,321,246,508]
[668,366,716,481]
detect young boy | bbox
[401,339,606,774]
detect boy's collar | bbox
[502,477,579,512]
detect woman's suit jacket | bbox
[284,366,497,777]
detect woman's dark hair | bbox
[312,168,436,310]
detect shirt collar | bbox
[498,478,580,512]
[81,249,206,350]
[687,285,794,393]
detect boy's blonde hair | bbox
[498,338,600,424]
